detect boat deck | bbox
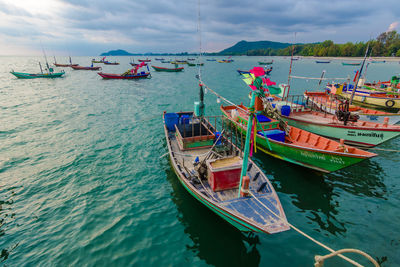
[166,116,289,233]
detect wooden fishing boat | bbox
[152,65,184,72]
[370,60,386,63]
[206,59,216,61]
[258,60,273,65]
[161,60,171,63]
[342,62,361,66]
[11,71,65,79]
[54,56,77,67]
[54,63,78,67]
[304,90,400,124]
[104,61,120,65]
[277,103,400,147]
[218,59,233,63]
[170,61,187,65]
[315,60,331,64]
[187,58,195,61]
[221,105,376,173]
[187,62,196,66]
[97,72,150,79]
[238,68,272,75]
[138,59,151,62]
[155,58,164,60]
[197,63,204,66]
[163,111,289,233]
[71,65,101,70]
[332,83,400,109]
[92,59,104,63]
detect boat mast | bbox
[286,33,296,99]
[197,0,205,117]
[238,90,256,197]
[350,43,369,105]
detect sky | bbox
[0,0,399,56]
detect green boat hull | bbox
[223,115,370,173]
[151,66,183,72]
[11,71,65,79]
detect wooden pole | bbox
[238,92,256,197]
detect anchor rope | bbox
[290,75,348,80]
[248,191,379,267]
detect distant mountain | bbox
[219,40,293,54]
[100,49,135,56]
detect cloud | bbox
[0,0,399,55]
[387,21,399,32]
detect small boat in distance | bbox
[98,72,150,79]
[71,65,101,71]
[54,56,78,67]
[11,70,65,79]
[258,60,273,65]
[206,59,216,61]
[315,60,331,63]
[152,65,184,72]
[342,62,361,66]
[103,61,120,65]
[138,59,151,62]
[11,62,65,79]
[238,67,272,75]
[98,62,150,79]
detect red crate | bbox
[206,156,243,191]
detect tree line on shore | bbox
[242,31,400,57]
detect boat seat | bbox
[252,172,260,181]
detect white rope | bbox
[248,191,379,267]
[200,81,250,114]
[290,75,348,80]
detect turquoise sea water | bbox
[1,56,399,266]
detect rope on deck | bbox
[248,191,379,267]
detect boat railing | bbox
[281,94,340,116]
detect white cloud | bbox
[387,21,399,32]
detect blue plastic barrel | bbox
[180,115,190,124]
[281,105,291,116]
[165,113,179,131]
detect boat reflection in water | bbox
[164,168,262,267]
[253,152,387,236]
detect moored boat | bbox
[238,67,272,75]
[138,59,151,62]
[278,103,400,147]
[332,83,400,110]
[315,60,331,64]
[71,65,102,70]
[11,71,65,79]
[342,62,361,66]
[97,72,150,79]
[103,61,120,65]
[258,60,273,65]
[221,104,376,173]
[163,78,290,233]
[305,90,400,124]
[152,65,184,72]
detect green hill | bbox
[100,49,135,56]
[219,40,293,55]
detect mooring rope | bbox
[248,191,379,267]
[290,75,348,80]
